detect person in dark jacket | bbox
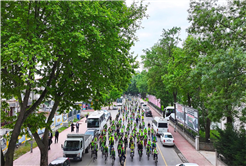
[55,130,59,143]
[48,131,53,150]
[71,122,75,132]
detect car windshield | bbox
[64,141,80,151]
[158,123,167,128]
[165,134,173,138]
[85,131,94,136]
[87,118,99,128]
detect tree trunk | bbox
[39,99,60,166]
[1,148,5,166]
[205,117,211,142]
[40,146,49,166]
[173,91,177,121]
[5,108,26,166]
[187,93,191,107]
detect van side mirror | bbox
[85,120,87,123]
[61,144,63,149]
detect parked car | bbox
[112,105,118,110]
[160,132,175,146]
[49,157,70,166]
[176,163,199,166]
[144,109,152,117]
[84,129,99,140]
[141,103,148,109]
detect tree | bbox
[142,43,173,113]
[187,0,246,125]
[135,70,148,98]
[1,1,148,166]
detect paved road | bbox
[70,99,182,166]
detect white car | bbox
[160,132,175,146]
[112,105,118,110]
[176,163,199,166]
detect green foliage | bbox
[214,126,246,166]
[1,1,148,165]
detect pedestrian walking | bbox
[48,131,53,150]
[76,122,80,133]
[71,122,75,132]
[55,130,59,143]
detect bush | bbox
[214,125,246,165]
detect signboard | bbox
[184,107,199,132]
[176,103,185,123]
[175,103,199,133]
[55,114,62,126]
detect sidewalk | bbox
[139,98,215,166]
[13,116,89,166]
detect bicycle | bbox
[146,150,150,160]
[92,150,97,162]
[105,152,108,164]
[111,155,115,166]
[154,154,158,166]
[130,150,134,162]
[120,155,125,166]
[138,149,142,161]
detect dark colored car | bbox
[49,157,70,166]
[145,110,152,117]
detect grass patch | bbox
[199,130,220,142]
[14,141,38,160]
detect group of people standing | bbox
[71,121,80,133]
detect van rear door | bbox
[158,122,168,133]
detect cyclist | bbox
[104,144,109,158]
[109,135,114,154]
[148,122,150,128]
[124,136,128,149]
[120,146,126,164]
[151,127,154,137]
[153,147,158,160]
[144,127,147,135]
[92,142,98,159]
[152,134,157,142]
[144,134,148,147]
[111,147,116,160]
[152,141,156,153]
[146,143,151,156]
[137,141,143,156]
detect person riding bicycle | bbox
[144,127,147,135]
[146,144,151,155]
[111,147,116,160]
[124,136,128,148]
[120,146,126,163]
[144,134,148,146]
[152,134,157,142]
[92,142,98,159]
[153,147,158,160]
[130,142,135,154]
[152,141,156,153]
[104,144,109,153]
[137,141,143,155]
[142,121,145,127]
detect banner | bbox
[184,106,199,132]
[175,103,199,133]
[176,103,185,123]
[55,114,63,126]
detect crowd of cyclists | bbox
[90,97,159,165]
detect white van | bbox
[164,106,175,121]
[152,117,169,136]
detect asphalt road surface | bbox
[70,99,182,166]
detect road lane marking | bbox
[157,142,168,166]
